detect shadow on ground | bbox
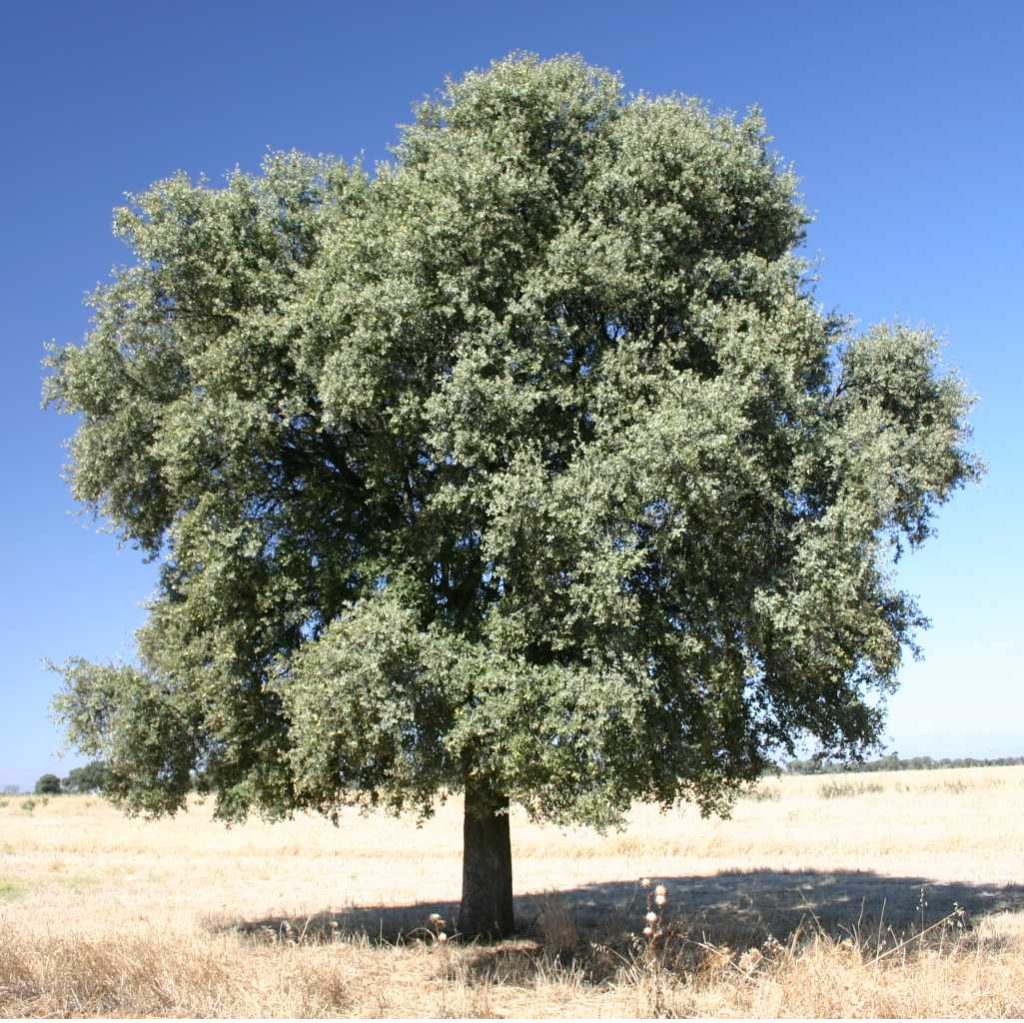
[229,868,1024,951]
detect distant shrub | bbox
[20,798,36,813]
[818,780,884,799]
[896,777,998,796]
[922,779,971,795]
[62,761,108,795]
[34,774,61,796]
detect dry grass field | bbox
[2,765,1023,1017]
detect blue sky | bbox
[2,0,1021,790]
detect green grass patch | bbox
[58,874,100,893]
[0,878,27,900]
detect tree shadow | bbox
[227,867,1024,955]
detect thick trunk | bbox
[457,781,514,938]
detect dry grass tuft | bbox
[535,892,578,956]
[3,903,1024,1017]
[0,924,360,1017]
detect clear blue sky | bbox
[2,0,1021,790]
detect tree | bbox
[45,54,979,937]
[63,761,108,794]
[34,774,62,795]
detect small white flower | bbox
[645,911,658,923]
[654,893,667,906]
[437,932,448,943]
[640,877,652,888]
[642,926,653,937]
[654,884,667,897]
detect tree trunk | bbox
[457,780,514,938]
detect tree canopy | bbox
[34,774,62,796]
[62,761,109,794]
[46,54,979,934]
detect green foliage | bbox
[54,661,201,816]
[62,761,109,794]
[34,774,61,796]
[45,54,979,829]
[0,879,27,900]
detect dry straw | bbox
[2,769,1023,1016]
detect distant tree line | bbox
[28,761,109,795]
[784,754,1024,774]
[12,755,1021,796]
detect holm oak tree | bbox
[47,54,979,937]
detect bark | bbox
[457,780,514,938]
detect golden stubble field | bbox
[2,765,1023,1017]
